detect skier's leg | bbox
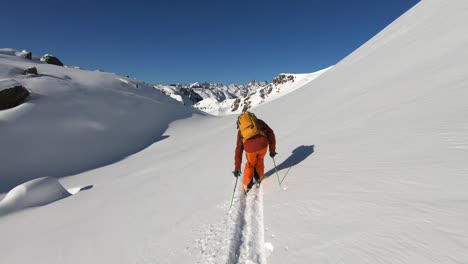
[255,147,268,182]
[243,152,256,192]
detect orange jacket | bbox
[235,119,276,170]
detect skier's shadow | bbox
[264,145,315,184]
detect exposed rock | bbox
[23,66,38,75]
[0,85,30,110]
[231,98,241,112]
[273,74,295,85]
[179,88,204,104]
[40,54,64,66]
[22,51,32,60]
[242,95,253,113]
[259,84,274,99]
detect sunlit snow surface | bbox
[1,1,468,263]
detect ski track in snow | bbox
[197,185,268,264]
[229,185,266,264]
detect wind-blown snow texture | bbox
[1,1,468,263]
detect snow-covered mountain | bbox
[154,67,331,115]
[0,48,197,194]
[155,80,267,108]
[1,1,468,264]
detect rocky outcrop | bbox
[259,84,274,99]
[22,51,32,60]
[41,54,64,66]
[242,95,253,113]
[0,84,30,110]
[23,66,38,75]
[273,74,295,85]
[231,98,242,112]
[180,88,204,104]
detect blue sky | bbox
[3,0,419,84]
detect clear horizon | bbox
[2,0,419,85]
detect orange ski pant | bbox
[243,147,268,189]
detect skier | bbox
[233,111,276,194]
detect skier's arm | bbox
[234,131,244,170]
[264,123,276,155]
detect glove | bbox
[233,170,241,177]
[270,152,277,158]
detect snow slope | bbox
[1,0,468,263]
[256,1,468,263]
[0,49,196,192]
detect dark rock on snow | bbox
[273,74,295,85]
[179,88,204,104]
[259,84,274,99]
[0,85,30,110]
[22,51,32,60]
[23,67,38,75]
[231,98,241,112]
[41,54,64,66]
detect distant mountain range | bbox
[0,48,332,116]
[153,67,332,115]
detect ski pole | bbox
[229,173,239,209]
[272,157,282,187]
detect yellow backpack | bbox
[237,112,265,142]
